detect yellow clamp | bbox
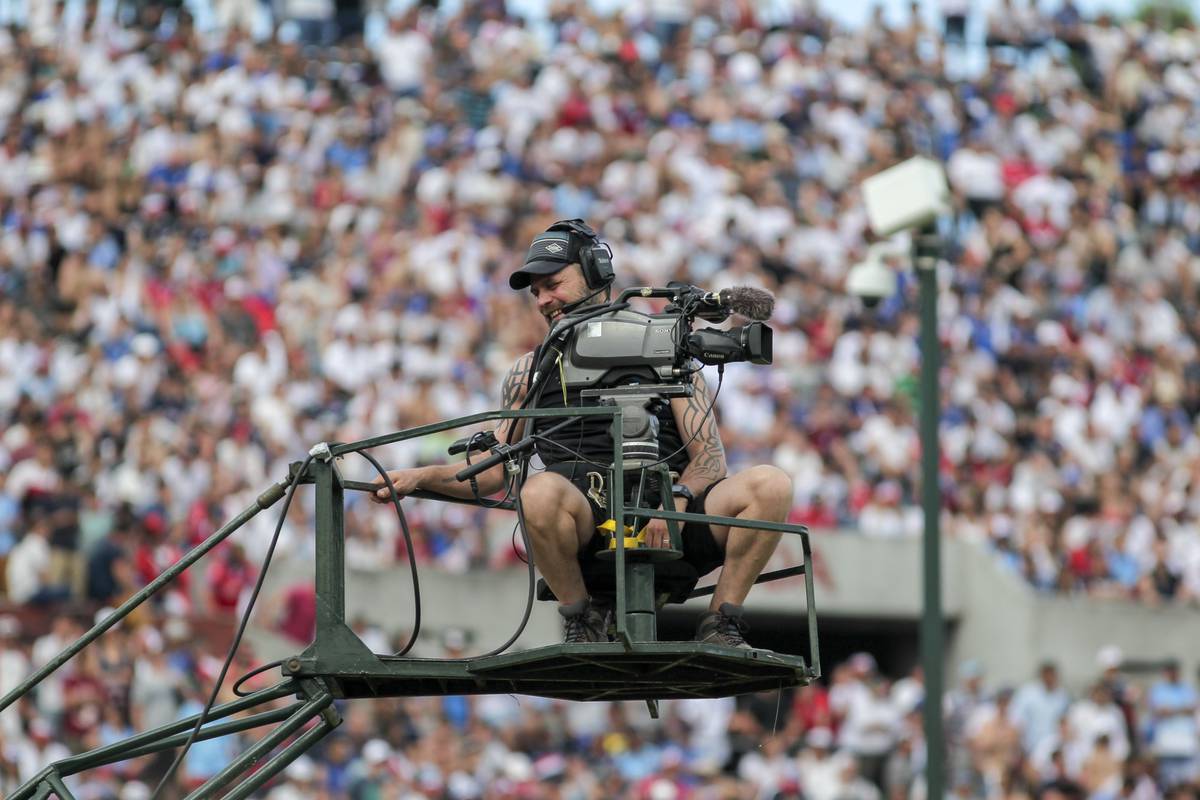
[597,518,645,550]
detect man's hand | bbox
[369,469,422,504]
[638,496,689,549]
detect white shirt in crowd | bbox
[1065,696,1130,766]
[5,530,50,604]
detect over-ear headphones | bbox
[546,219,614,290]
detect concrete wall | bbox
[248,533,1200,691]
[948,539,1038,688]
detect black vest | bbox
[530,362,690,479]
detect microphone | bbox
[700,287,776,321]
[556,280,613,318]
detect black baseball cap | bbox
[509,231,577,290]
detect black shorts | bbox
[545,462,726,577]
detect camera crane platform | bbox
[2,347,819,800]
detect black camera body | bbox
[686,324,772,367]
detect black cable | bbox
[638,364,725,473]
[555,279,612,318]
[354,449,535,659]
[509,519,527,565]
[511,301,631,429]
[450,296,618,638]
[357,450,422,657]
[232,658,286,698]
[530,436,610,469]
[546,347,590,503]
[463,432,515,509]
[354,463,538,662]
[150,454,314,800]
[400,468,537,662]
[535,365,723,527]
[478,472,537,658]
[520,300,724,541]
[229,448,530,700]
[524,298,627,508]
[534,365,727,489]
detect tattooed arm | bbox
[370,352,533,502]
[495,351,533,446]
[669,369,728,497]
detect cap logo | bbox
[545,242,564,254]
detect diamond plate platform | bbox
[303,642,813,702]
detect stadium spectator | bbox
[1066,682,1130,769]
[1011,662,1072,754]
[0,0,1196,795]
[966,686,1021,795]
[0,615,28,739]
[1146,660,1199,788]
[205,542,257,614]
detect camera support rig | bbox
[578,381,694,645]
[0,409,819,800]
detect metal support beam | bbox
[222,715,339,800]
[313,458,347,640]
[44,773,75,800]
[917,229,945,800]
[59,703,299,773]
[182,687,333,800]
[803,538,822,680]
[0,482,289,716]
[611,408,629,647]
[624,562,657,642]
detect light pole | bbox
[848,156,950,800]
[913,224,944,800]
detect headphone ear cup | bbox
[545,220,613,289]
[578,246,612,289]
[577,243,596,288]
[589,245,614,288]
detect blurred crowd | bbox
[1,0,1200,795]
[2,0,1200,612]
[3,608,1200,800]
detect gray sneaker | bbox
[695,603,751,649]
[559,598,610,644]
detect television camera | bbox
[457,281,775,485]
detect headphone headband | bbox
[509,219,613,291]
[546,218,599,243]
[545,219,611,290]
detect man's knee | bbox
[704,465,793,521]
[519,473,591,542]
[521,472,566,505]
[520,473,572,523]
[745,465,793,512]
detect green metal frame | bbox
[1,405,819,798]
[7,680,340,800]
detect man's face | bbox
[529,265,589,327]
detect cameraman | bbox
[371,220,792,647]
